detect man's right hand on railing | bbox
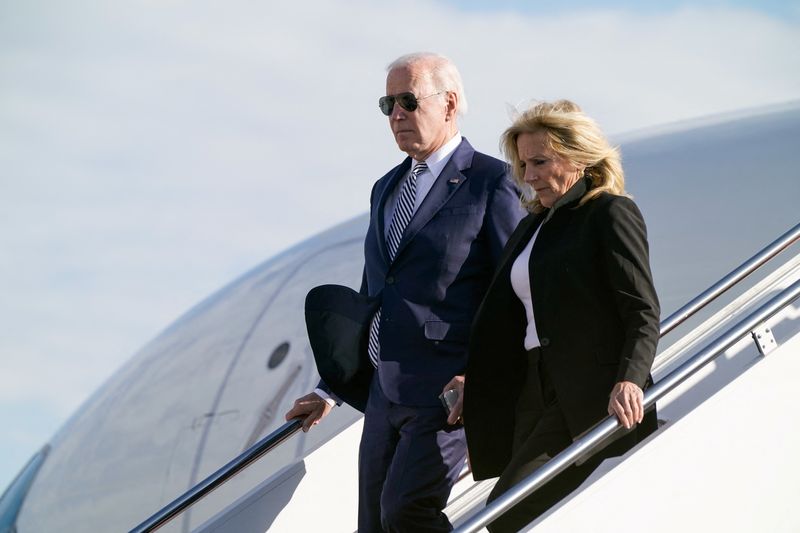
[285,392,333,432]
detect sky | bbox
[1,0,798,491]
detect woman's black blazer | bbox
[464,177,660,480]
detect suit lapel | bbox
[391,139,473,260]
[491,176,587,278]
[486,178,586,301]
[374,159,411,265]
[473,211,540,332]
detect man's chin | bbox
[395,140,419,156]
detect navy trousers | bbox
[358,374,467,532]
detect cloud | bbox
[0,0,798,488]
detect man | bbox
[285,52,524,532]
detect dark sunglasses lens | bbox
[379,96,394,116]
[396,93,418,112]
[378,93,419,115]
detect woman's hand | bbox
[607,381,644,429]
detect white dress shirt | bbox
[382,133,463,235]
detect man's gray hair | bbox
[387,52,469,116]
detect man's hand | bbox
[285,392,333,432]
[442,375,465,425]
[607,381,644,430]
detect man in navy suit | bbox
[286,52,524,532]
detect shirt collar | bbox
[412,132,462,179]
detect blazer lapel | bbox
[374,158,411,265]
[492,176,588,279]
[392,139,473,260]
[490,212,543,288]
[474,212,541,331]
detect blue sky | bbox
[0,0,798,492]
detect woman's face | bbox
[517,131,584,209]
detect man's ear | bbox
[445,91,458,121]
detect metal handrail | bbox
[131,223,800,532]
[653,252,800,378]
[455,278,800,532]
[129,419,302,533]
[659,222,800,337]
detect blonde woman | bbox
[463,100,660,532]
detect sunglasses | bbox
[378,91,445,116]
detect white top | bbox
[510,225,542,351]
[383,133,463,235]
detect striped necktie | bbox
[368,162,428,367]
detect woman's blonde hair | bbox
[501,99,626,213]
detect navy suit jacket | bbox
[362,138,524,406]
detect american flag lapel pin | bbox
[448,177,460,184]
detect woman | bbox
[463,100,660,532]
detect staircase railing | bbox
[454,277,800,532]
[129,419,301,533]
[659,222,800,337]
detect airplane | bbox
[1,101,799,533]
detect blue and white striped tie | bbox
[367,162,427,367]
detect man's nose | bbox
[390,102,405,120]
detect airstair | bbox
[131,222,800,533]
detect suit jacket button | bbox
[540,337,550,347]
[386,276,395,284]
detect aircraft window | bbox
[0,445,50,531]
[267,342,290,369]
